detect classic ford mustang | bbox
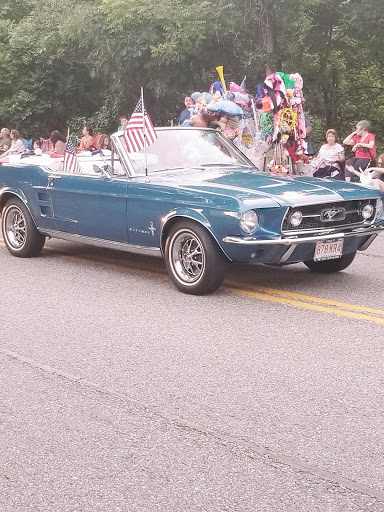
[0,127,383,294]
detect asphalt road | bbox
[1,233,384,511]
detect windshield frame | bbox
[111,127,255,178]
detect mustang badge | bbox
[321,208,346,222]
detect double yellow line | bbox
[1,239,384,325]
[225,283,384,325]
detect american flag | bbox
[123,98,157,153]
[63,139,81,173]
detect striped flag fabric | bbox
[123,98,157,153]
[62,139,81,173]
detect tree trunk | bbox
[264,0,279,77]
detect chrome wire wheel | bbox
[169,228,205,285]
[4,205,27,250]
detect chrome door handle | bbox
[47,174,62,186]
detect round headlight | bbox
[377,198,383,217]
[361,204,374,219]
[289,210,303,227]
[240,210,259,235]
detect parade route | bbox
[1,234,384,511]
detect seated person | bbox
[92,134,111,156]
[0,128,11,153]
[343,120,376,181]
[1,130,26,157]
[77,125,95,152]
[349,165,384,192]
[311,129,345,179]
[49,131,67,154]
[118,115,128,131]
[21,140,43,158]
[371,153,384,181]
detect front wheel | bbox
[2,198,45,257]
[303,251,356,273]
[165,220,227,295]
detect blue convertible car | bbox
[0,127,383,294]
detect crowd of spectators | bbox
[0,123,117,161]
[309,120,384,191]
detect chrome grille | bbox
[282,199,377,232]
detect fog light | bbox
[361,204,374,219]
[289,210,303,227]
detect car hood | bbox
[151,167,379,208]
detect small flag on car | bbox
[123,96,157,153]
[63,138,81,173]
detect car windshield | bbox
[120,129,253,175]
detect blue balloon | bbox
[207,100,243,116]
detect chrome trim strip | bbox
[39,230,162,257]
[223,225,384,246]
[281,221,374,236]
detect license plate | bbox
[314,239,344,261]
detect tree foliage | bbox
[0,0,383,148]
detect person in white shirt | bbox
[1,129,26,157]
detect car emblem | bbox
[148,222,156,236]
[320,208,346,222]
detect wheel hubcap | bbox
[170,229,205,284]
[4,206,27,249]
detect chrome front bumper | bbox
[223,224,384,246]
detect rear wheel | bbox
[2,197,45,257]
[303,251,356,273]
[165,220,227,295]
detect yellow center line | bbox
[225,281,384,317]
[224,286,384,325]
[1,240,383,325]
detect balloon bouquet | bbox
[257,72,307,174]
[183,66,269,168]
[185,66,308,173]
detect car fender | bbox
[0,186,43,234]
[160,208,232,260]
[0,187,31,215]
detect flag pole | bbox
[141,87,148,178]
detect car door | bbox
[125,177,170,248]
[47,171,128,242]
